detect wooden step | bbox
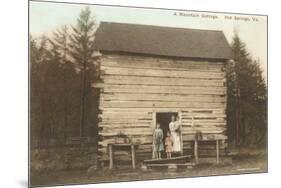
[143,155,192,164]
[199,153,235,157]
[146,162,195,169]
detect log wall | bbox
[95,54,227,162]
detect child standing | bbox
[165,131,173,159]
[153,123,164,159]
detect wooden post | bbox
[152,111,156,159]
[178,111,184,155]
[108,144,113,169]
[194,140,198,164]
[216,140,220,164]
[131,144,136,169]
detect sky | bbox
[30,1,267,78]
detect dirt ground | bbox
[30,148,267,187]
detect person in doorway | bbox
[165,131,173,159]
[152,122,164,159]
[175,115,182,152]
[169,115,181,154]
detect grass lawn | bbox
[30,147,267,187]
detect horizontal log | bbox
[101,111,152,116]
[100,116,153,121]
[183,144,226,150]
[98,111,226,122]
[102,75,226,87]
[100,131,152,137]
[182,126,226,129]
[181,118,226,122]
[97,146,152,153]
[182,124,226,128]
[99,142,154,149]
[181,130,225,134]
[100,119,152,124]
[101,108,224,113]
[182,122,226,126]
[183,140,227,145]
[182,119,226,123]
[99,116,152,122]
[102,58,224,71]
[182,134,227,141]
[101,127,153,134]
[182,109,225,118]
[99,123,225,131]
[98,136,153,144]
[182,125,226,130]
[183,116,226,120]
[100,66,225,79]
[101,85,226,95]
[100,101,226,109]
[100,112,153,120]
[182,126,226,130]
[138,144,154,150]
[100,108,154,113]
[92,82,104,89]
[101,93,226,103]
[99,123,151,128]
[182,109,216,113]
[102,55,224,69]
[99,135,152,143]
[182,110,225,115]
[99,130,226,138]
[99,114,226,123]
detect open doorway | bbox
[156,112,178,152]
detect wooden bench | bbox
[192,135,227,164]
[108,143,139,169]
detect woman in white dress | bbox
[169,115,182,153]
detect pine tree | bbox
[69,7,97,137]
[227,32,267,146]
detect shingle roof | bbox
[93,22,232,60]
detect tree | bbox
[30,35,57,147]
[227,32,267,146]
[49,25,71,141]
[69,7,98,137]
[30,7,100,147]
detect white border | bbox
[1,0,278,188]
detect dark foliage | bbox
[68,7,99,137]
[30,7,99,149]
[226,32,267,146]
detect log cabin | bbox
[92,22,232,165]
